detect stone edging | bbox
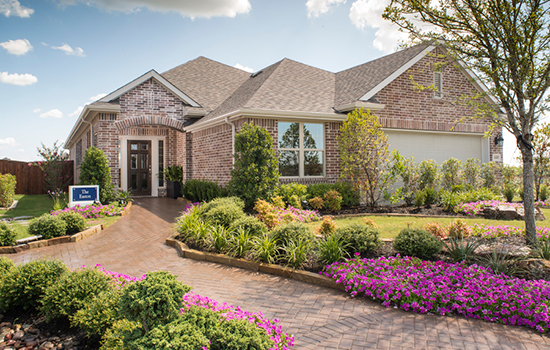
[0,202,133,254]
[329,212,463,219]
[165,238,345,292]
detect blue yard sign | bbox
[69,185,100,207]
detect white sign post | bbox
[69,185,100,207]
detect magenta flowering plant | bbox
[323,255,550,333]
[93,264,146,288]
[455,200,523,217]
[181,292,294,350]
[472,224,550,240]
[50,203,124,219]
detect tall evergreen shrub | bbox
[79,147,114,204]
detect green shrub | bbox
[287,194,302,209]
[307,182,359,207]
[280,239,311,269]
[270,196,285,208]
[119,271,191,332]
[463,158,481,188]
[457,187,498,204]
[324,190,342,212]
[393,228,443,260]
[418,160,439,191]
[502,183,516,202]
[422,187,437,206]
[227,228,255,258]
[0,222,16,246]
[201,196,245,213]
[253,233,279,264]
[447,219,472,239]
[480,161,500,189]
[79,146,114,204]
[271,222,314,247]
[414,190,425,207]
[317,235,350,266]
[209,318,274,350]
[57,211,87,235]
[206,225,231,253]
[315,216,337,236]
[444,238,483,263]
[0,259,69,311]
[229,123,280,208]
[0,256,15,274]
[160,165,183,182]
[71,289,122,338]
[175,206,204,241]
[40,267,114,320]
[277,183,307,206]
[308,196,324,210]
[541,184,549,201]
[182,179,228,202]
[439,190,459,212]
[229,216,266,237]
[128,318,209,350]
[441,158,463,191]
[100,319,142,350]
[0,174,16,208]
[335,224,381,256]
[203,203,246,228]
[28,214,67,239]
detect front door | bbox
[128,140,151,196]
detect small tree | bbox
[79,147,114,204]
[531,123,550,200]
[229,123,280,208]
[338,109,395,207]
[37,141,72,202]
[463,158,481,189]
[441,158,462,191]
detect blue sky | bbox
[0,0,521,163]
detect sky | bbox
[0,0,524,163]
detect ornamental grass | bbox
[323,255,550,333]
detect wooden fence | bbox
[0,159,74,195]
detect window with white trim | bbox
[278,122,324,177]
[434,72,442,98]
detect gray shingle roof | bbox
[161,56,250,110]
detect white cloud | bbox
[349,0,409,53]
[89,93,107,101]
[234,63,254,73]
[0,137,16,148]
[68,106,83,117]
[51,43,85,57]
[33,108,41,113]
[40,109,63,119]
[306,0,346,17]
[0,39,33,55]
[56,0,251,19]
[0,0,34,18]
[16,148,24,153]
[0,71,37,86]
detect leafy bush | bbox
[277,183,307,206]
[254,200,280,229]
[227,228,254,258]
[424,222,447,239]
[308,196,324,210]
[414,190,425,207]
[57,211,87,235]
[28,214,67,239]
[201,196,245,213]
[444,238,483,263]
[393,228,443,260]
[0,259,69,311]
[128,318,209,349]
[318,235,350,266]
[0,222,16,246]
[254,199,320,229]
[209,318,274,350]
[253,233,279,264]
[441,158,463,190]
[160,165,183,182]
[307,182,359,207]
[463,158,481,188]
[175,205,204,241]
[229,123,280,208]
[287,195,302,209]
[439,190,459,212]
[270,196,285,208]
[100,319,141,350]
[71,289,122,338]
[0,173,16,208]
[182,179,228,203]
[0,256,15,274]
[271,222,314,247]
[457,187,498,203]
[502,183,517,202]
[281,239,311,269]
[40,267,114,320]
[79,146,114,204]
[480,161,500,189]
[229,216,266,237]
[324,190,342,212]
[422,187,437,206]
[418,160,439,191]
[335,224,381,256]
[540,184,548,201]
[119,271,191,332]
[206,225,231,253]
[315,216,337,236]
[386,151,421,205]
[203,202,246,228]
[447,219,472,239]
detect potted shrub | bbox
[162,166,183,199]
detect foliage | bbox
[127,317,209,350]
[252,232,279,264]
[414,189,425,207]
[335,223,381,256]
[277,183,308,207]
[57,211,87,235]
[317,234,350,266]
[201,196,244,213]
[253,199,320,229]
[385,151,421,205]
[114,189,133,206]
[203,202,246,228]
[100,319,141,350]
[270,196,285,208]
[71,289,122,338]
[444,238,484,263]
[271,222,314,247]
[229,215,266,237]
[447,219,472,239]
[476,248,526,277]
[40,266,114,320]
[393,228,443,260]
[0,222,16,246]
[0,256,15,274]
[229,123,280,208]
[51,203,124,218]
[209,318,275,350]
[455,200,520,217]
[541,184,549,202]
[254,199,280,229]
[308,196,324,210]
[160,165,183,182]
[439,190,459,212]
[181,179,228,203]
[422,187,437,207]
[323,255,550,333]
[323,190,342,212]
[315,216,337,236]
[36,141,72,199]
[0,174,16,208]
[0,259,69,311]
[79,146,114,204]
[206,225,231,253]
[306,182,360,207]
[535,237,550,260]
[281,238,311,269]
[502,183,517,203]
[119,271,191,332]
[441,158,463,191]
[338,109,395,206]
[531,123,550,200]
[463,158,481,188]
[28,213,67,239]
[424,222,447,239]
[480,162,500,190]
[418,160,439,191]
[227,228,254,258]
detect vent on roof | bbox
[250,70,263,78]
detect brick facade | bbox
[192,124,233,183]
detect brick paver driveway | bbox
[6,198,550,349]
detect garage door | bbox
[385,130,489,164]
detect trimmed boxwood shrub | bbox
[271,222,314,247]
[71,289,122,338]
[0,221,16,246]
[209,318,274,350]
[0,259,69,311]
[229,216,266,237]
[335,224,381,256]
[393,228,443,260]
[57,211,87,235]
[28,214,67,239]
[0,256,15,274]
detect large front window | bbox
[278,122,324,177]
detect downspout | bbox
[225,116,236,165]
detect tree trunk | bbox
[520,143,537,247]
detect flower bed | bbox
[472,224,550,240]
[51,203,125,219]
[323,255,550,333]
[455,200,523,217]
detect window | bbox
[434,72,442,98]
[158,140,164,187]
[278,122,324,177]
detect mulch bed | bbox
[318,204,465,217]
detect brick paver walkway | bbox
[6,198,550,349]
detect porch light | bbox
[494,133,504,147]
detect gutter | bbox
[224,116,236,165]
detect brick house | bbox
[65,43,503,197]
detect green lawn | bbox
[304,208,550,239]
[0,194,53,219]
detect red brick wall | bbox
[192,124,233,184]
[93,113,119,186]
